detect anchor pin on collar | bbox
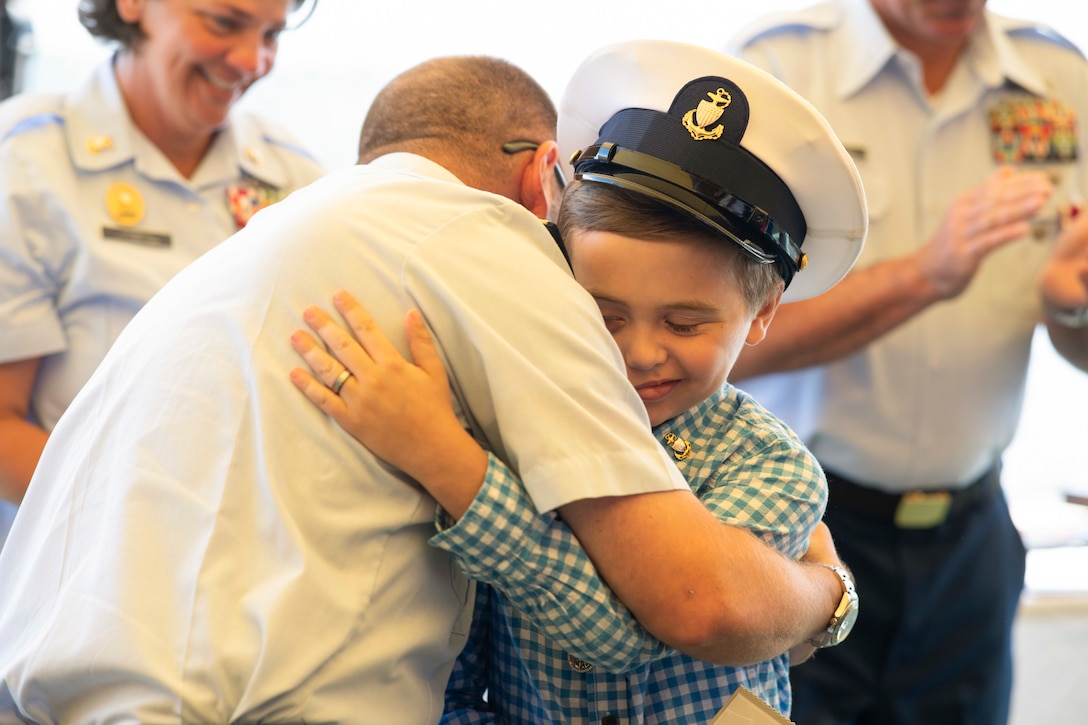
[663,433,692,460]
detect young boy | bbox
[291,40,866,722]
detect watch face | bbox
[830,600,859,646]
[810,564,860,648]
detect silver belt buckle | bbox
[893,491,952,529]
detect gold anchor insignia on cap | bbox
[682,87,731,141]
[245,147,262,164]
[663,433,692,461]
[105,182,145,227]
[86,135,113,154]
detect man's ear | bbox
[519,140,560,220]
[745,290,783,346]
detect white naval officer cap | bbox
[558,39,867,302]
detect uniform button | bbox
[601,716,617,725]
[567,654,593,672]
[187,202,200,214]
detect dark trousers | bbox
[790,471,1026,725]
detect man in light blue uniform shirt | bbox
[728,0,1088,722]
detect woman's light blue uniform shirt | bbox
[0,56,325,540]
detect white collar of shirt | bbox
[834,0,1050,101]
[366,151,469,186]
[62,54,287,190]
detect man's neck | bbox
[915,41,966,96]
[870,2,978,95]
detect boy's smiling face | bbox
[571,229,778,427]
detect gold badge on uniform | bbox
[105,182,145,227]
[988,96,1078,163]
[227,178,284,229]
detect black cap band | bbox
[571,107,807,286]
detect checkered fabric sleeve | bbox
[430,452,670,673]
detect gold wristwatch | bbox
[807,564,859,648]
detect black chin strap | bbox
[543,220,572,271]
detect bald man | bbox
[0,56,844,725]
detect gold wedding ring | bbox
[330,369,353,395]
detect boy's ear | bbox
[745,291,782,346]
[519,141,560,220]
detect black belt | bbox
[825,466,1001,529]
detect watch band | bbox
[806,563,859,648]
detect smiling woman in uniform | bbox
[0,0,325,539]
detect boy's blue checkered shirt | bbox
[431,384,827,724]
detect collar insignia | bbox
[663,433,692,461]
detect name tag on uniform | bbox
[102,226,172,247]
